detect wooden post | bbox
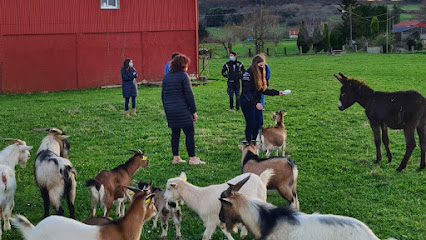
[299,46,302,55]
[284,47,287,56]
[266,48,269,56]
[249,48,252,57]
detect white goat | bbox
[0,138,32,240]
[164,170,273,240]
[32,128,76,219]
[11,186,157,240]
[219,178,396,240]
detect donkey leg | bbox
[397,127,417,171]
[381,124,392,162]
[371,124,382,163]
[417,126,425,170]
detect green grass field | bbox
[1,53,425,240]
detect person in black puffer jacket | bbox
[240,54,291,142]
[222,51,245,111]
[162,54,206,165]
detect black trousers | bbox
[171,126,195,157]
[227,82,240,110]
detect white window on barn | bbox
[101,0,119,9]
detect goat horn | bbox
[230,175,251,193]
[129,150,139,154]
[32,128,63,134]
[338,72,346,78]
[123,186,142,193]
[0,138,25,145]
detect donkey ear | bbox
[333,74,343,83]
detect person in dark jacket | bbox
[222,51,245,111]
[240,54,290,142]
[121,58,138,116]
[161,54,206,165]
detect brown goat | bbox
[240,141,299,209]
[257,110,287,157]
[11,186,157,240]
[86,150,149,217]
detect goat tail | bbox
[259,168,274,186]
[86,179,101,190]
[11,215,34,239]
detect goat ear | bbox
[281,110,287,116]
[232,175,250,193]
[179,172,187,181]
[240,141,249,146]
[238,144,244,150]
[144,194,155,205]
[219,198,232,206]
[58,135,70,140]
[19,146,33,151]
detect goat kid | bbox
[0,138,33,239]
[86,150,149,218]
[138,181,182,238]
[257,110,287,157]
[219,177,396,240]
[240,141,299,209]
[33,128,76,219]
[11,186,156,240]
[164,170,272,240]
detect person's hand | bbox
[280,90,291,96]
[256,103,264,111]
[133,71,137,75]
[192,113,198,122]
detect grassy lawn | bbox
[1,53,425,240]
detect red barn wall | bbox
[0,0,199,93]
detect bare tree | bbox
[245,8,279,54]
[233,25,251,56]
[267,24,286,56]
[216,24,236,57]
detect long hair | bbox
[123,59,131,73]
[170,54,190,73]
[249,55,267,91]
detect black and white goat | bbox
[164,171,273,240]
[11,186,157,240]
[219,176,396,240]
[0,138,33,239]
[32,128,76,219]
[138,181,182,238]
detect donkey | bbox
[334,72,426,171]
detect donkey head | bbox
[334,72,357,111]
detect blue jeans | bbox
[124,96,136,111]
[241,101,263,142]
